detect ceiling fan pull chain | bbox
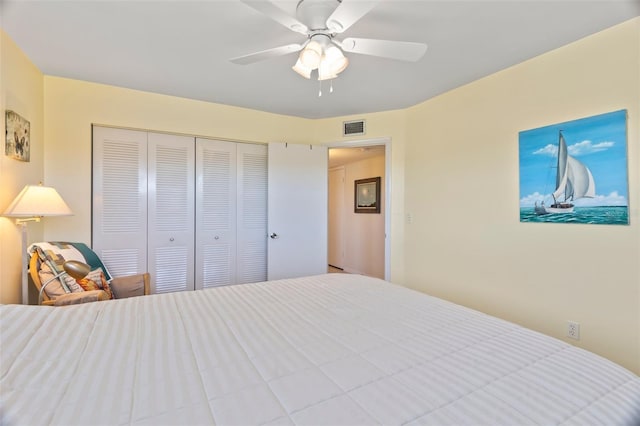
[318,80,322,97]
[330,79,334,93]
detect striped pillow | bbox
[39,263,84,298]
[72,268,114,300]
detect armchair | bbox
[28,242,150,306]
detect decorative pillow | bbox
[63,274,85,293]
[74,268,114,300]
[28,242,113,281]
[30,241,115,300]
[60,272,85,293]
[38,263,70,298]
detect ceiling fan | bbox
[231,0,427,82]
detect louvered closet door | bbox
[148,133,195,294]
[195,138,237,289]
[237,143,268,284]
[92,126,148,277]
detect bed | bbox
[1,274,639,425]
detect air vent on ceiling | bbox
[343,119,366,136]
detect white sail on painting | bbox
[520,110,629,225]
[535,131,596,214]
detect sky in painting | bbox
[519,110,628,207]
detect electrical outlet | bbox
[567,321,580,340]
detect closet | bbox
[92,126,267,294]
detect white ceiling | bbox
[2,1,638,119]
[329,145,385,168]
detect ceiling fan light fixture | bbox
[324,45,349,75]
[232,0,429,93]
[317,58,338,81]
[326,19,343,33]
[299,40,322,69]
[292,58,312,79]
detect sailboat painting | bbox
[519,110,629,225]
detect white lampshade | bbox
[299,40,322,70]
[3,185,73,219]
[292,58,312,79]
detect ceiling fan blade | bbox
[239,0,308,34]
[326,0,380,33]
[339,37,427,62]
[230,44,303,65]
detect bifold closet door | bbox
[195,138,237,288]
[148,133,195,294]
[92,126,148,277]
[195,139,268,288]
[95,127,267,293]
[236,143,267,284]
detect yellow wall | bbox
[0,30,44,304]
[403,18,639,372]
[42,79,410,286]
[314,110,408,283]
[42,77,315,244]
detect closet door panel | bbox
[237,143,268,284]
[92,126,148,277]
[148,133,195,294]
[195,138,237,289]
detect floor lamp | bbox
[2,184,73,304]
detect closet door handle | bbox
[169,237,175,242]
[270,233,279,239]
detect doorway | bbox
[328,138,390,280]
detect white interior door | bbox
[328,167,345,269]
[268,142,328,280]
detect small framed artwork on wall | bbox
[5,110,31,162]
[355,177,381,213]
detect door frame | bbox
[326,137,391,281]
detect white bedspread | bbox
[1,274,639,425]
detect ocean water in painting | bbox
[520,206,628,225]
[519,110,629,225]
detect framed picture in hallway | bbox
[355,177,380,213]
